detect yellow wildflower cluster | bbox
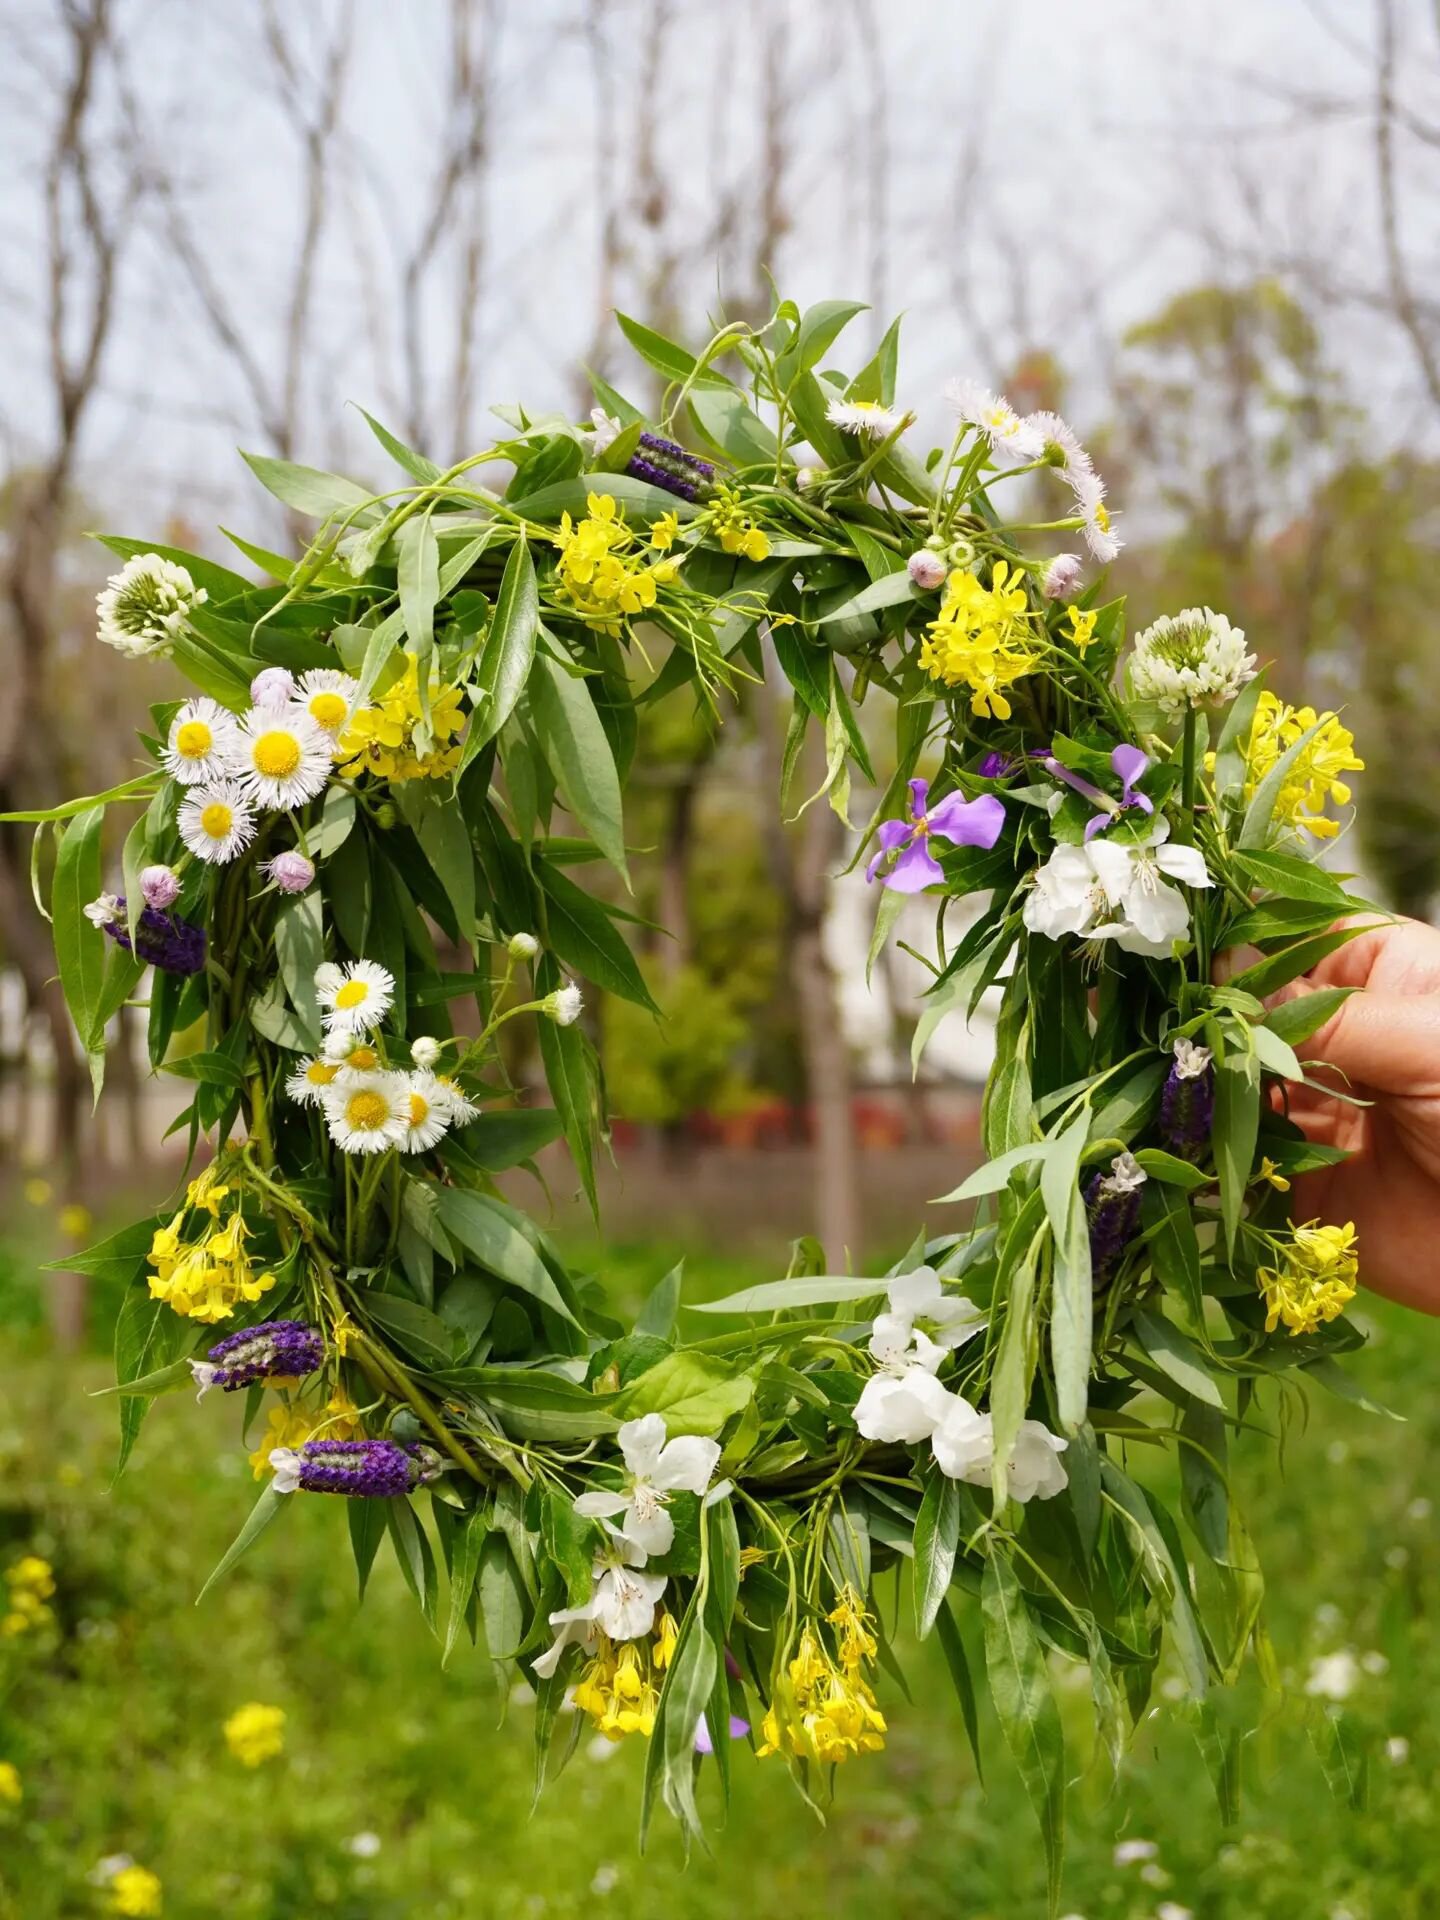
[224,1701,286,1767]
[707,484,770,562]
[1240,690,1364,839]
[1258,1219,1359,1336]
[917,561,1041,719]
[147,1169,274,1324]
[0,1760,19,1804]
[250,1391,361,1479]
[1,1555,56,1638]
[1064,604,1099,654]
[109,1864,163,1917]
[758,1590,887,1766]
[337,653,466,783]
[573,1614,679,1742]
[552,492,677,629]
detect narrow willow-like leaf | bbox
[912,1469,960,1638]
[196,1481,288,1603]
[982,1552,1065,1913]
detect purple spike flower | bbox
[865,777,1006,893]
[1085,1151,1148,1283]
[191,1320,324,1398]
[625,432,715,501]
[1159,1038,1215,1158]
[101,897,206,975]
[269,1438,444,1498]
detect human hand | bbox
[1276,916,1440,1314]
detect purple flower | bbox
[191,1319,325,1398]
[250,666,296,708]
[269,1438,444,1498]
[1043,553,1084,600]
[625,432,715,501]
[263,850,315,895]
[139,864,181,910]
[1085,1151,1147,1283]
[1043,744,1155,841]
[694,1713,750,1754]
[978,751,1014,779]
[101,897,206,975]
[865,778,1005,893]
[1159,1038,1215,1158]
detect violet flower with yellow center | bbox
[865,777,1005,894]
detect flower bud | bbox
[947,536,977,569]
[263,850,315,895]
[906,550,948,591]
[373,802,397,831]
[1043,553,1084,601]
[250,666,296,708]
[410,1034,442,1069]
[139,864,181,911]
[507,932,539,961]
[542,982,584,1027]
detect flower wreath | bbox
[18,296,1377,1897]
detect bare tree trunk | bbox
[789,797,860,1265]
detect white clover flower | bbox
[285,1056,341,1108]
[249,666,296,709]
[178,780,257,864]
[507,931,540,960]
[1113,1839,1159,1868]
[229,707,332,810]
[590,408,623,454]
[1171,1037,1212,1079]
[399,1069,452,1154]
[1071,469,1123,563]
[574,1413,722,1557]
[292,667,361,742]
[1043,553,1084,601]
[906,549,949,591]
[947,378,1045,462]
[543,981,584,1026]
[83,891,122,930]
[1129,607,1257,715]
[163,696,239,785]
[316,958,395,1034]
[410,1034,442,1069]
[96,553,207,658]
[1028,409,1093,484]
[826,397,907,438]
[1305,1649,1361,1701]
[320,1070,409,1154]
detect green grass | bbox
[2,1233,1439,1919]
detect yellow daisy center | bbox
[200,802,234,839]
[408,1093,430,1127]
[253,730,302,778]
[346,1090,388,1130]
[346,1045,378,1070]
[305,1061,337,1086]
[176,720,213,759]
[308,692,348,730]
[334,980,369,1010]
[1095,503,1111,532]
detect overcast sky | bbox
[1,0,1435,534]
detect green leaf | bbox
[688,385,779,466]
[112,1281,192,1475]
[1249,1023,1303,1080]
[536,858,657,1010]
[357,408,442,483]
[541,1487,595,1608]
[635,1262,683,1340]
[52,805,106,1066]
[240,450,380,523]
[1149,1185,1205,1322]
[818,569,924,625]
[778,298,868,383]
[1100,1459,1209,1697]
[641,1594,718,1845]
[450,1366,617,1441]
[1224,926,1368,1000]
[458,1108,565,1172]
[912,1469,961,1639]
[387,1497,439,1631]
[462,537,538,767]
[1265,985,1355,1048]
[529,652,629,883]
[535,964,597,1216]
[982,1552,1065,1913]
[1214,1055,1261,1259]
[1132,1147,1210,1189]
[614,312,726,389]
[274,889,325,1050]
[1233,848,1365,908]
[1042,1110,1093,1432]
[1311,1707,1370,1810]
[611,1350,753,1435]
[687,1273,884,1315]
[1131,1306,1224,1409]
[354,1288,460,1369]
[478,1530,527,1667]
[196,1482,288,1603]
[433,1189,581,1327]
[396,512,441,655]
[1302,1354,1405,1421]
[348,1496,388,1601]
[934,1598,984,1784]
[412,790,477,943]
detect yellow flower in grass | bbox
[1239,690,1363,839]
[757,1617,887,1766]
[0,1761,19,1804]
[224,1701,286,1767]
[109,1865,163,1917]
[1258,1219,1359,1336]
[2,1555,56,1636]
[919,561,1041,720]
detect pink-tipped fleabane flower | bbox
[865,778,1005,894]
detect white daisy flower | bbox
[946,378,1045,462]
[95,553,207,658]
[825,397,906,438]
[314,962,345,997]
[433,1074,479,1125]
[84,891,123,930]
[315,958,395,1034]
[292,667,362,742]
[178,780,257,865]
[325,1037,386,1081]
[1129,607,1257,715]
[1027,409,1093,484]
[320,1070,409,1155]
[543,982,584,1027]
[1071,470,1123,563]
[285,1056,341,1107]
[229,708,332,810]
[399,1069,452,1153]
[163,696,238,785]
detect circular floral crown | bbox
[17,297,1375,1895]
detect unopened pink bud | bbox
[264,850,315,895]
[906,550,948,591]
[140,864,181,910]
[250,666,296,708]
[1043,553,1084,600]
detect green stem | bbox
[1178,707,1199,845]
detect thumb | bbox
[1297,987,1440,1099]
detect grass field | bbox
[1,1221,1438,1920]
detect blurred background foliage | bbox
[3,0,1440,1914]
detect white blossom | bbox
[410,1034,442,1069]
[532,1538,668,1677]
[573,1413,721,1557]
[854,1364,952,1444]
[1025,821,1212,959]
[872,1266,986,1359]
[1071,469,1123,563]
[590,408,623,453]
[1171,1037,1212,1079]
[930,1397,1069,1502]
[84,891,122,930]
[947,378,1044,462]
[1305,1649,1361,1701]
[1129,607,1256,714]
[544,981,584,1026]
[96,553,207,658]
